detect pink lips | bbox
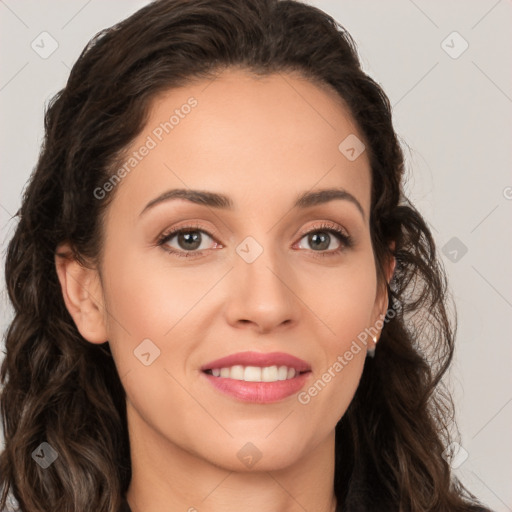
[200,351,312,404]
[201,351,311,372]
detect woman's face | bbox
[92,69,390,471]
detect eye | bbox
[157,223,221,258]
[156,221,353,259]
[295,222,353,256]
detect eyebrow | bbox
[139,187,365,220]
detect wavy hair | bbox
[0,0,492,511]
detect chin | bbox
[199,436,307,473]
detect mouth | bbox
[200,351,312,403]
[203,365,310,382]
[200,350,312,379]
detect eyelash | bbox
[156,221,354,259]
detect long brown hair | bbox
[0,1,492,511]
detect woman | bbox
[0,0,494,511]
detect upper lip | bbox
[201,351,312,372]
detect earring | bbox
[367,335,377,358]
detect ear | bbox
[54,243,108,344]
[386,240,396,285]
[369,241,397,343]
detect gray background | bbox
[1,0,511,510]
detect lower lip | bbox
[202,371,311,403]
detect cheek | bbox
[299,254,378,346]
[102,250,207,440]
[99,245,208,385]
[102,248,205,338]
[289,253,377,403]
[297,271,374,430]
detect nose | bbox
[223,241,300,334]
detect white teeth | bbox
[243,366,261,382]
[277,366,288,380]
[208,364,302,382]
[230,365,244,380]
[261,366,278,382]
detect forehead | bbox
[107,68,371,220]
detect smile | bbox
[200,351,312,403]
[204,365,306,382]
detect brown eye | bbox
[161,229,215,252]
[299,231,340,251]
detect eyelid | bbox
[296,220,350,240]
[294,221,354,256]
[157,221,219,243]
